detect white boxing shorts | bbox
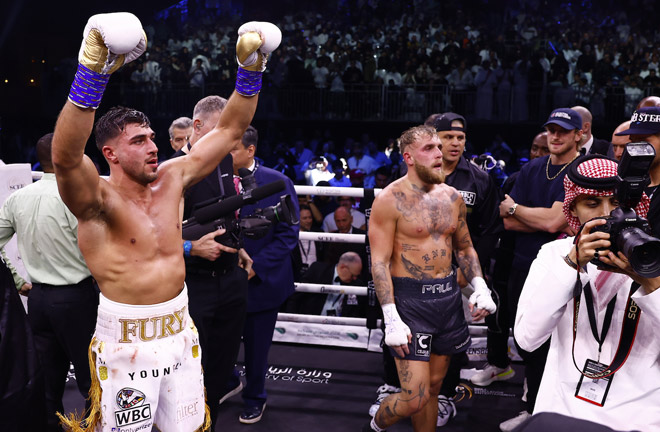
[69,286,209,432]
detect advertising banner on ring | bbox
[273,321,372,349]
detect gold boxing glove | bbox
[235,22,281,72]
[69,12,147,108]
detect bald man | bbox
[637,96,660,109]
[611,120,631,160]
[571,105,614,157]
[530,131,549,160]
[323,207,368,278]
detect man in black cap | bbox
[613,106,660,238]
[498,107,582,432]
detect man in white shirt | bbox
[514,154,660,431]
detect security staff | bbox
[428,112,502,271]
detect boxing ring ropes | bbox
[280,184,495,358]
[26,172,497,359]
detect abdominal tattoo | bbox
[401,254,434,280]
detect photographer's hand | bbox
[191,228,238,261]
[238,248,253,275]
[603,251,660,294]
[570,218,612,268]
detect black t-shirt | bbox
[444,156,503,269]
[509,155,571,270]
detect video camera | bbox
[586,143,660,277]
[182,168,299,249]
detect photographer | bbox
[514,155,660,431]
[614,106,660,238]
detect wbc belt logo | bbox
[114,388,152,427]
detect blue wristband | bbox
[68,64,111,109]
[235,67,262,96]
[183,240,192,257]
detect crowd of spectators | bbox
[113,0,660,122]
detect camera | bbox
[589,143,660,277]
[181,170,299,249]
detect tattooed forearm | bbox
[401,254,434,280]
[372,262,395,305]
[455,249,482,282]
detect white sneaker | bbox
[499,411,531,432]
[368,384,401,417]
[470,363,515,386]
[436,395,456,427]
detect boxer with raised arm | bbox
[51,13,280,432]
[365,125,496,432]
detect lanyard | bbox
[299,239,312,261]
[571,278,641,379]
[582,283,617,361]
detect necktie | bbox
[334,276,341,283]
[233,176,241,194]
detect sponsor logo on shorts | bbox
[458,190,476,206]
[176,400,201,424]
[118,306,186,343]
[421,283,452,294]
[114,388,152,427]
[128,363,181,381]
[454,334,471,350]
[415,333,432,357]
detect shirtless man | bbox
[365,125,496,432]
[51,13,280,432]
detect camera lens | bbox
[619,228,660,278]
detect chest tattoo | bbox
[393,188,453,240]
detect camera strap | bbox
[571,279,641,379]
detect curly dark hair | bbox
[94,106,151,151]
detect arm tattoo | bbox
[401,254,434,280]
[372,262,394,305]
[455,250,482,282]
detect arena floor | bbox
[63,343,526,431]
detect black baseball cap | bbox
[432,112,466,133]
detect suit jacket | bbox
[287,261,366,317]
[172,149,238,272]
[242,164,300,312]
[323,226,369,280]
[291,227,325,281]
[587,137,614,158]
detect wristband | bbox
[563,254,581,271]
[235,67,262,96]
[68,64,111,109]
[183,240,192,257]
